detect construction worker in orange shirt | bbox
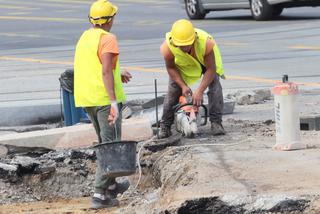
[74,0,131,209]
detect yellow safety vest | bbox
[74,28,125,107]
[166,28,224,86]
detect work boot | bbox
[211,122,226,135]
[158,124,172,139]
[91,194,119,209]
[106,180,130,198]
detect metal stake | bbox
[155,79,159,139]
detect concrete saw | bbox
[174,96,208,138]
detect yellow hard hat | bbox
[89,0,118,25]
[170,19,195,46]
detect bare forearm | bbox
[167,67,187,89]
[102,66,116,101]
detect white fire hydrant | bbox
[271,75,306,151]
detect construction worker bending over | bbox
[74,0,132,209]
[159,19,225,138]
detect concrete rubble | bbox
[227,89,272,105]
[0,148,96,204]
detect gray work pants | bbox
[85,104,122,194]
[161,75,223,127]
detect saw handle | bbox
[174,103,208,126]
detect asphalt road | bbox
[0,0,320,125]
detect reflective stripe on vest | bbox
[166,28,224,86]
[74,28,125,107]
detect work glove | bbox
[108,101,119,125]
[121,70,132,83]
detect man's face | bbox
[179,45,193,53]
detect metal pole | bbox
[155,79,159,139]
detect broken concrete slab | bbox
[141,95,165,109]
[227,89,272,105]
[10,156,40,174]
[222,99,235,114]
[205,98,235,115]
[4,145,52,157]
[0,163,18,183]
[126,99,148,107]
[254,89,272,101]
[33,162,56,175]
[0,118,153,150]
[0,145,8,158]
[69,149,96,160]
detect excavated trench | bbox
[139,146,314,214]
[127,119,320,214]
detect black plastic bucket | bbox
[94,141,137,177]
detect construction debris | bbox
[227,89,272,105]
[0,149,96,205]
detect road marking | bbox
[0,15,84,23]
[54,9,77,13]
[0,5,34,10]
[135,20,162,26]
[1,55,320,87]
[122,66,165,73]
[220,42,248,46]
[111,0,173,4]
[0,33,41,38]
[290,45,320,51]
[0,0,85,8]
[0,56,73,65]
[226,76,276,84]
[41,0,90,4]
[7,12,32,15]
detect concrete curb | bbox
[0,117,153,151]
[0,100,61,127]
